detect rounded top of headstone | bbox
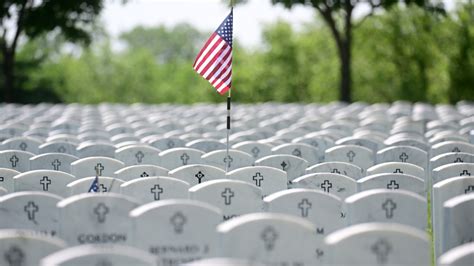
[325,223,428,245]
[129,198,222,218]
[217,212,315,233]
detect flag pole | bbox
[225,0,233,174]
[225,88,231,173]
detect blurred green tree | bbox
[234,0,444,103]
[447,2,474,103]
[0,0,104,102]
[119,23,207,64]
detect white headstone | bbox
[2,137,42,154]
[357,173,425,196]
[130,199,221,265]
[0,192,63,236]
[344,189,427,230]
[159,148,204,171]
[201,150,254,172]
[255,154,308,183]
[0,150,34,173]
[114,164,169,181]
[189,179,262,221]
[57,193,139,245]
[168,164,225,186]
[377,146,428,170]
[306,162,364,180]
[30,153,79,174]
[430,152,474,172]
[263,188,344,236]
[325,145,374,172]
[14,170,75,197]
[120,176,189,203]
[40,244,158,266]
[115,145,161,166]
[76,142,116,158]
[433,176,474,257]
[367,162,425,180]
[0,230,66,266]
[227,166,287,197]
[325,223,430,265]
[71,157,125,179]
[232,141,272,159]
[438,242,474,266]
[292,173,357,199]
[39,141,78,156]
[272,143,322,165]
[217,213,321,265]
[441,194,474,254]
[0,168,20,192]
[433,163,474,186]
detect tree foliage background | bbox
[1,2,473,104]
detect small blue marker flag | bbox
[88,175,99,193]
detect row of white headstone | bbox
[0,101,473,265]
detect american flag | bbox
[193,10,233,95]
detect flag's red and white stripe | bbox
[194,11,233,95]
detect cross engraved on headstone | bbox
[180,153,190,165]
[321,180,333,193]
[465,185,474,194]
[251,147,260,158]
[19,142,27,151]
[4,246,24,266]
[221,188,235,205]
[150,184,164,200]
[140,172,149,177]
[167,140,175,149]
[135,151,145,163]
[224,155,233,168]
[24,201,39,222]
[399,152,409,162]
[57,146,66,153]
[94,163,104,176]
[94,203,109,223]
[51,159,61,171]
[9,155,19,168]
[371,239,392,264]
[454,157,463,163]
[252,172,264,187]
[346,150,356,162]
[331,168,341,174]
[261,226,278,251]
[452,147,461,153]
[280,161,288,171]
[298,198,312,217]
[460,170,471,176]
[170,212,187,234]
[387,180,399,190]
[292,148,302,157]
[316,248,324,258]
[382,199,397,219]
[195,171,205,183]
[393,168,403,174]
[40,176,52,191]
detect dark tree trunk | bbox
[2,49,15,103]
[339,40,352,103]
[318,4,354,103]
